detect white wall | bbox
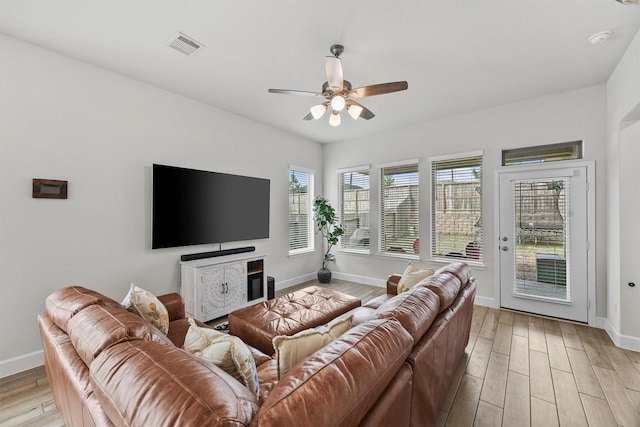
[324,85,608,315]
[606,27,640,346]
[4,25,640,376]
[0,34,323,377]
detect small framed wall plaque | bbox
[32,179,68,199]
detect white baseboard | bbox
[597,316,640,352]
[474,295,496,308]
[275,273,317,291]
[332,272,386,288]
[276,272,387,291]
[0,350,44,379]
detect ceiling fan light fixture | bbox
[310,104,328,120]
[329,111,341,127]
[615,0,640,5]
[347,104,364,120]
[330,95,346,111]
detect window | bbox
[430,152,483,263]
[502,141,582,166]
[338,166,370,252]
[380,160,419,256]
[288,167,314,254]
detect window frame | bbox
[378,159,420,259]
[288,166,315,256]
[337,165,371,255]
[429,151,484,266]
[502,141,582,166]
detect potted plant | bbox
[313,196,345,283]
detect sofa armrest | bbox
[386,274,402,295]
[157,293,185,321]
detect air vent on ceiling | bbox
[167,32,205,56]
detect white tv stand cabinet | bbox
[180,252,266,322]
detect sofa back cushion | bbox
[91,340,259,426]
[434,261,472,285]
[418,272,463,313]
[254,318,413,427]
[370,286,440,342]
[45,286,123,333]
[67,303,173,365]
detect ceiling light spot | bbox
[589,31,612,45]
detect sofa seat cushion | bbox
[254,318,413,427]
[91,340,259,427]
[418,272,463,313]
[255,359,279,406]
[45,286,123,333]
[363,294,394,310]
[67,303,173,365]
[166,317,196,348]
[343,294,394,327]
[371,286,440,342]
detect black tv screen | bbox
[152,164,270,249]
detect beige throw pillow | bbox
[272,314,353,379]
[397,262,435,293]
[183,318,259,398]
[121,283,170,334]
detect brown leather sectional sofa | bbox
[38,261,475,426]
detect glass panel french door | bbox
[498,166,588,322]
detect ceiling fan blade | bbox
[303,112,314,120]
[348,81,408,98]
[347,100,375,120]
[325,56,344,92]
[268,89,323,97]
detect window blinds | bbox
[380,162,419,256]
[288,169,313,253]
[431,155,483,262]
[338,168,370,251]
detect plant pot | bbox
[317,268,332,284]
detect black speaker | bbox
[248,277,263,301]
[267,276,275,300]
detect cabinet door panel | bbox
[200,266,226,321]
[225,263,247,310]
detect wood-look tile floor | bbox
[2,279,640,426]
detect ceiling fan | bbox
[268,45,408,127]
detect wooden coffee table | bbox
[228,286,361,355]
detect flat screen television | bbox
[152,164,270,249]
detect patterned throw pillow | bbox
[397,262,435,293]
[272,314,353,379]
[183,318,260,398]
[121,283,170,334]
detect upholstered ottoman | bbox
[228,286,361,355]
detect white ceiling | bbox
[2,0,640,144]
